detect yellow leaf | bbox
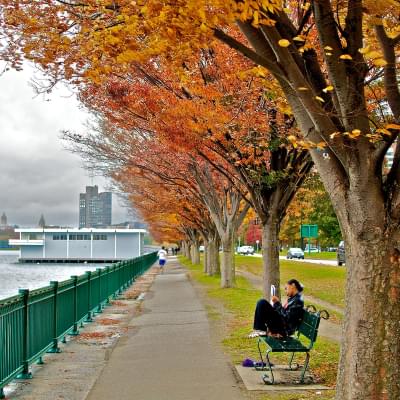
[340,54,352,60]
[365,50,381,60]
[287,135,297,142]
[323,85,334,93]
[373,58,388,67]
[376,128,391,136]
[385,124,400,130]
[315,96,325,102]
[200,22,208,32]
[252,11,259,26]
[316,142,327,149]
[298,87,309,91]
[348,129,362,138]
[358,46,371,54]
[293,35,305,42]
[330,132,341,139]
[326,53,332,56]
[324,46,333,51]
[278,39,291,47]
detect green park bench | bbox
[255,306,329,384]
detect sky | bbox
[0,65,130,227]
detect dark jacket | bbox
[273,293,304,335]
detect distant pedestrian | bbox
[157,246,168,272]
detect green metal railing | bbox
[0,252,157,398]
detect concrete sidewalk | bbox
[86,257,244,400]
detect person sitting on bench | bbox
[249,279,304,338]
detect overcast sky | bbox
[0,65,130,227]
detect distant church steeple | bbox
[0,212,7,226]
[38,214,46,228]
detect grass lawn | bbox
[236,255,346,309]
[179,256,339,399]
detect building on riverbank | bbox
[9,228,145,262]
[79,186,112,228]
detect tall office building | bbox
[79,186,112,228]
[1,212,7,226]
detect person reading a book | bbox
[248,279,304,338]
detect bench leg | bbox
[256,339,267,371]
[299,352,310,383]
[262,350,275,385]
[288,352,298,370]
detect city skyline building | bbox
[79,186,112,228]
[1,212,7,226]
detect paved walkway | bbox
[86,258,244,400]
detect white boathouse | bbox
[9,228,146,262]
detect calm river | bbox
[0,250,104,300]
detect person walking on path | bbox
[157,246,168,272]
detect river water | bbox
[0,250,105,301]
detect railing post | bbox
[112,265,118,299]
[0,388,5,399]
[105,266,110,305]
[16,289,32,379]
[47,281,61,353]
[95,268,103,313]
[84,271,93,322]
[70,276,79,335]
[118,263,123,294]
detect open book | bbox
[270,284,276,305]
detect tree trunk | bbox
[183,241,190,259]
[220,235,235,288]
[336,236,400,400]
[203,241,209,273]
[261,219,280,299]
[207,234,220,275]
[190,243,200,265]
[209,233,221,275]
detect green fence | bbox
[0,252,157,398]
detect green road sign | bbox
[300,224,318,238]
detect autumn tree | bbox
[74,44,312,297]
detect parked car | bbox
[337,241,345,265]
[304,244,320,253]
[287,248,305,259]
[237,245,255,255]
[199,245,205,252]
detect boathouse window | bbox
[69,234,76,240]
[53,234,67,240]
[93,234,108,240]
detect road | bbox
[247,253,340,267]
